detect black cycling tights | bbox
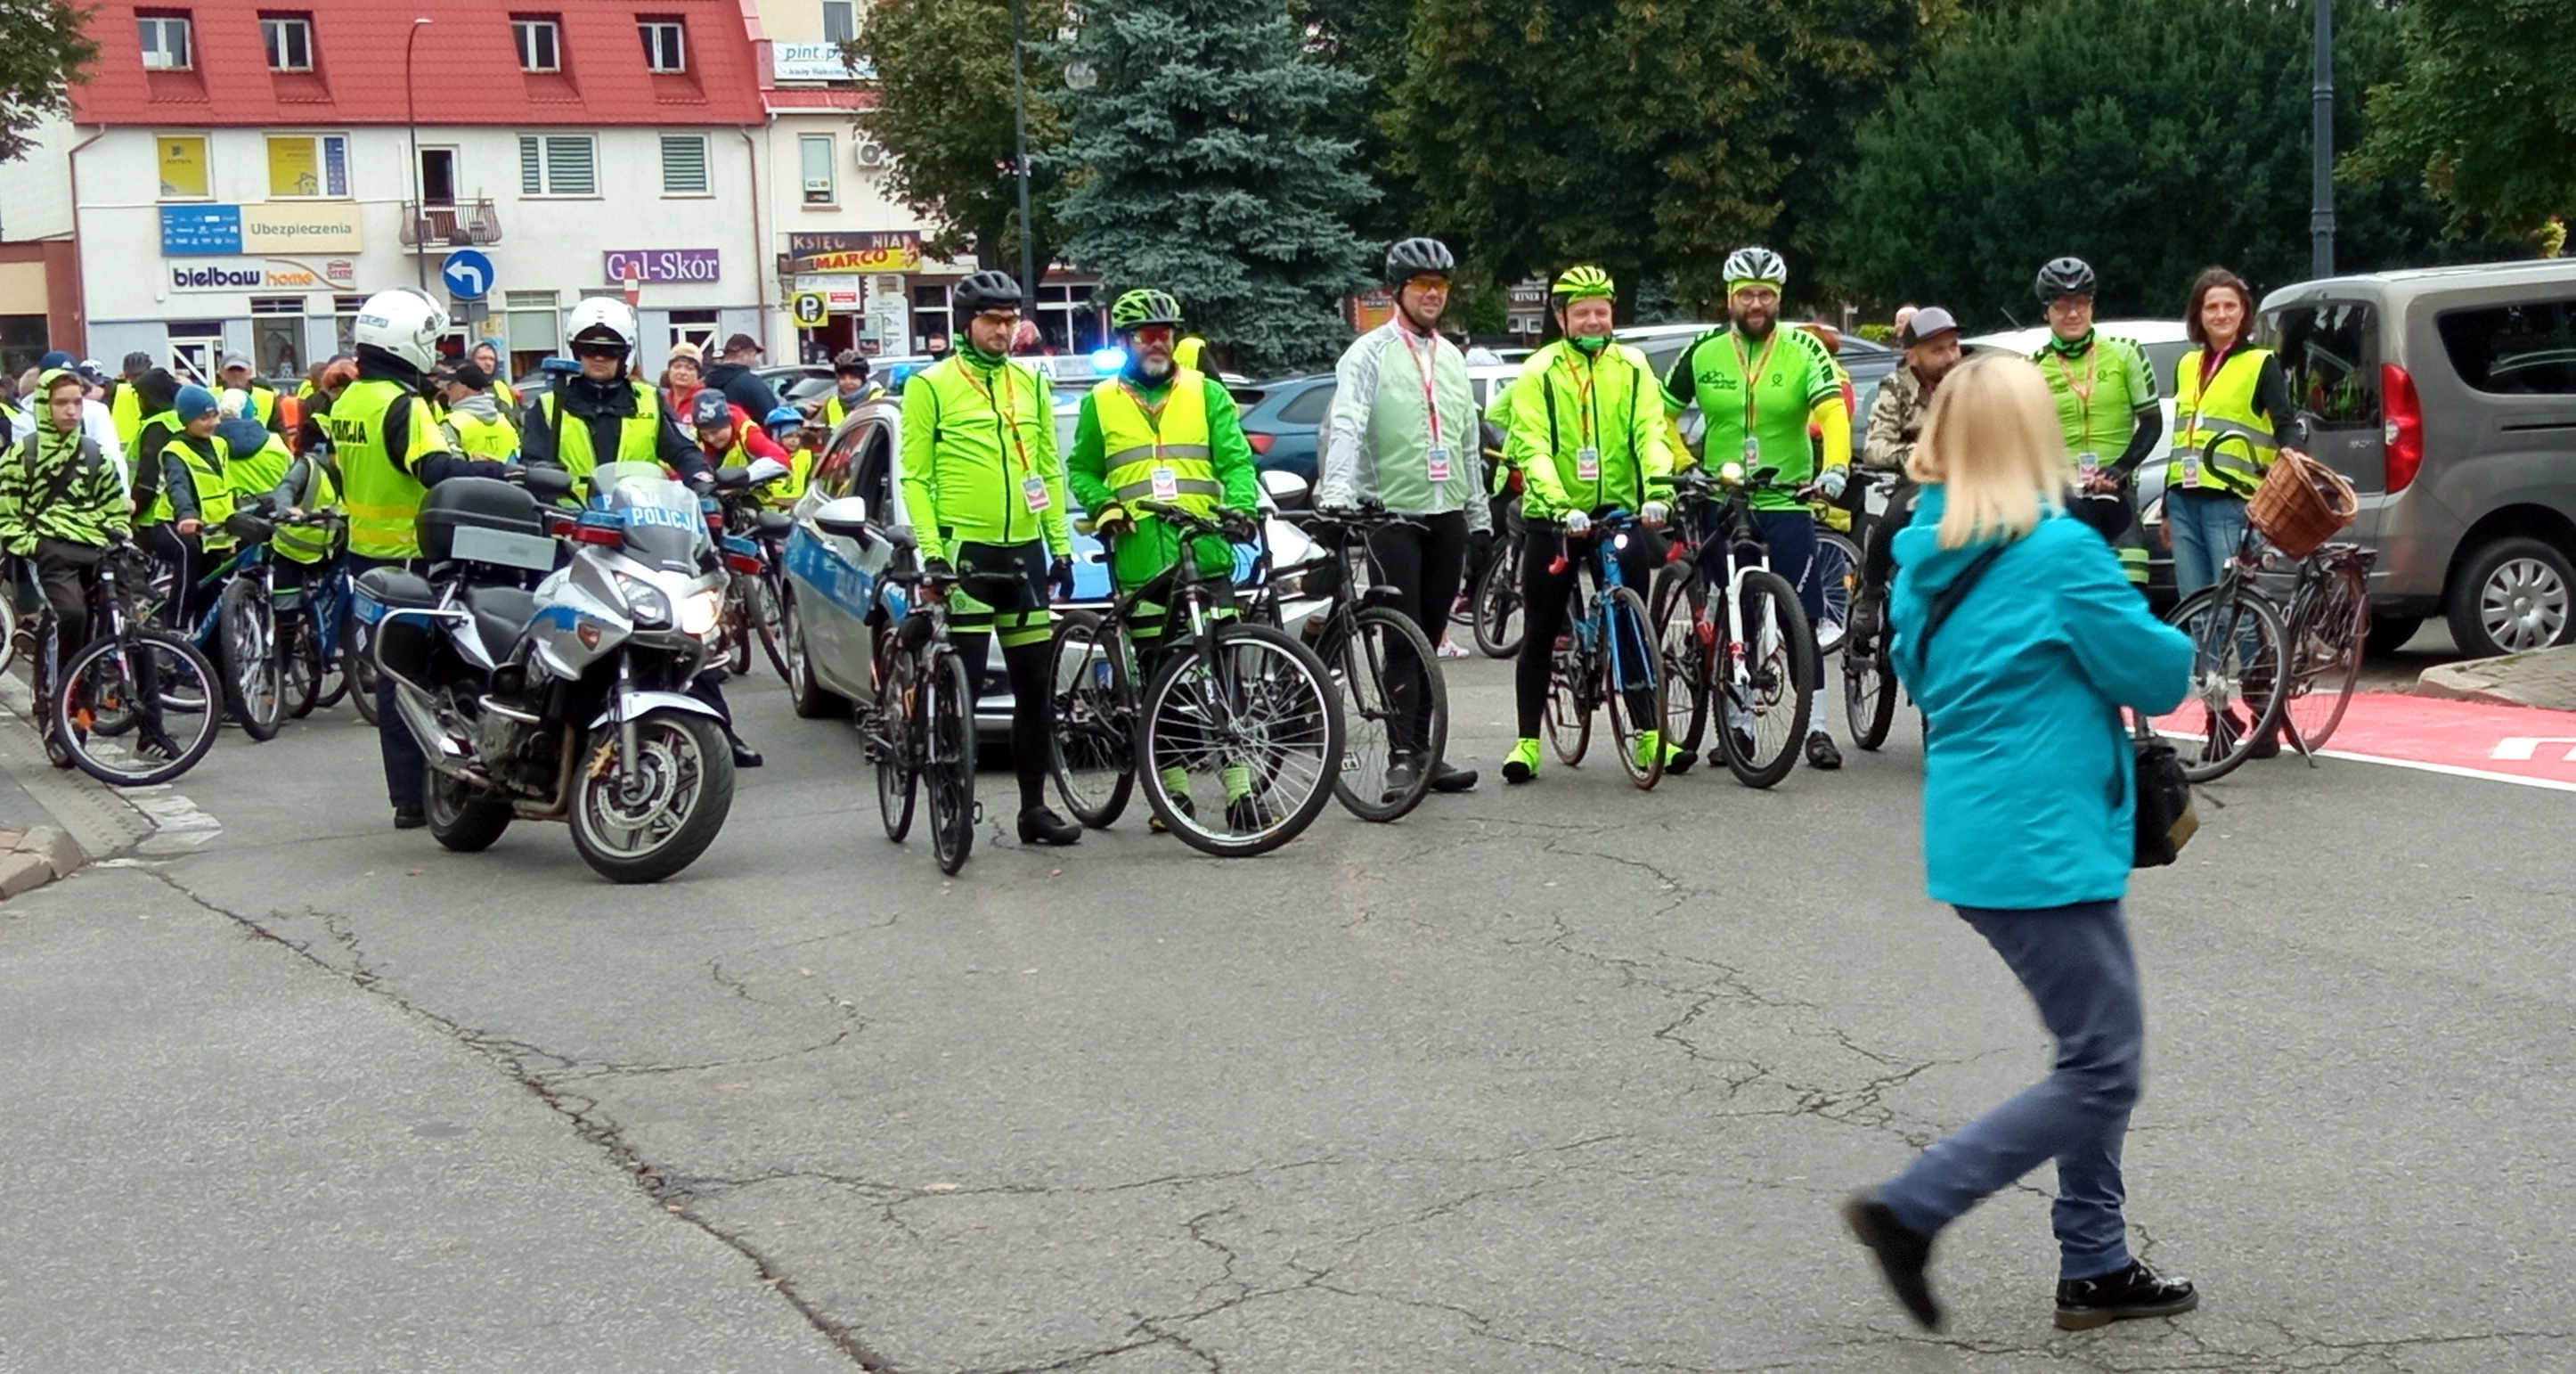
[954,633,1053,814]
[1514,521,1664,740]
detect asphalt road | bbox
[5,655,2572,1374]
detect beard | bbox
[1732,309,1776,340]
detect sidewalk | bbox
[0,863,858,1373]
[0,673,159,899]
[2417,643,2576,711]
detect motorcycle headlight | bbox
[615,574,672,627]
[677,588,723,638]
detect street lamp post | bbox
[407,16,431,294]
[2311,0,2335,278]
[1008,0,1035,297]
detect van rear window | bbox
[2437,299,2576,396]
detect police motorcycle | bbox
[357,460,739,884]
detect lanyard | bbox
[2051,342,2100,436]
[1732,330,1781,439]
[1116,380,1171,460]
[1560,348,1600,448]
[955,361,1031,472]
[1400,326,1444,448]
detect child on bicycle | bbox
[1,368,135,762]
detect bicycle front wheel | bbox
[1716,568,1816,789]
[2281,560,2368,752]
[754,569,792,681]
[922,648,978,875]
[346,617,381,724]
[53,628,222,787]
[218,577,285,741]
[1471,544,1524,658]
[1048,609,1135,829]
[283,610,325,719]
[1543,589,1591,765]
[1812,529,1861,658]
[1843,631,1897,751]
[1137,621,1343,858]
[872,638,919,842]
[1602,585,1667,789]
[1322,604,1443,822]
[2164,585,2289,784]
[1650,567,1710,762]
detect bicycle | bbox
[1831,469,1906,751]
[1539,510,1669,789]
[862,532,982,876]
[2157,436,2332,783]
[282,553,356,719]
[40,540,222,787]
[1047,500,1345,856]
[1651,463,1820,788]
[2272,542,2374,755]
[1258,504,1448,822]
[190,510,340,742]
[1470,498,1528,658]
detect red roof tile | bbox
[71,0,766,127]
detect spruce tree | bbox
[1056,0,1376,373]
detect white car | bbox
[1963,319,2189,553]
[777,395,1329,738]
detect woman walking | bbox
[1842,355,2197,1333]
[2164,266,2304,598]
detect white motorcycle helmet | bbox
[565,297,639,354]
[351,288,450,372]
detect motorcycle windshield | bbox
[591,462,706,573]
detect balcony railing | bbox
[399,199,502,250]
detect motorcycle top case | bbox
[419,477,551,567]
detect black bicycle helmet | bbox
[1383,236,1456,287]
[951,270,1025,321]
[832,348,870,377]
[2034,256,2098,303]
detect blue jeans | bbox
[1877,899,2145,1280]
[2165,487,2248,600]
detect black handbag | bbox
[1920,542,2197,869]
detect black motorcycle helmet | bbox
[2034,256,2098,303]
[1383,236,1456,288]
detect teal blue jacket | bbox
[1889,487,2192,910]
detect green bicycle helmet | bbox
[1110,288,1185,331]
[1551,265,1616,303]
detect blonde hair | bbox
[1906,353,2067,550]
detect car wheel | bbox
[2365,614,2424,657]
[2447,536,2575,658]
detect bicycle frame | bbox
[1552,511,1655,699]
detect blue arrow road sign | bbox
[440,249,495,301]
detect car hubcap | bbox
[2482,557,2569,652]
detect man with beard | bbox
[1315,236,1489,797]
[1661,245,1852,772]
[1064,288,1263,830]
[1850,306,1965,645]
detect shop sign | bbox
[161,205,243,256]
[602,249,722,284]
[239,200,363,253]
[772,41,874,82]
[167,259,351,291]
[787,231,921,274]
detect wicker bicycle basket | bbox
[2246,450,2359,559]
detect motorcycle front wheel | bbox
[569,709,736,883]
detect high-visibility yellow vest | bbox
[1090,368,1219,516]
[823,387,880,429]
[2169,347,2278,499]
[540,383,662,503]
[268,457,342,565]
[245,384,280,429]
[148,431,238,549]
[131,410,179,527]
[110,384,144,452]
[448,408,519,462]
[333,379,440,560]
[225,430,293,495]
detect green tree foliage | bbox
[1822,0,2510,330]
[850,0,1072,281]
[1288,0,1418,245]
[1392,0,1936,314]
[0,0,97,164]
[2345,0,2575,245]
[1056,0,1376,372]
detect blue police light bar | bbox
[1090,347,1128,373]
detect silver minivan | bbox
[2262,259,2576,657]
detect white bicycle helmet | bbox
[352,288,449,372]
[1723,246,1789,292]
[565,297,640,353]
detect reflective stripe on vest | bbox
[2169,347,2277,498]
[1092,370,1219,510]
[151,433,237,545]
[542,385,662,500]
[334,380,432,560]
[270,457,341,564]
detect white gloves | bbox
[1818,467,1849,501]
[1640,500,1669,528]
[1561,510,1593,536]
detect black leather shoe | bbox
[730,737,764,769]
[1843,1192,1942,1331]
[393,806,428,830]
[1806,731,1843,771]
[1017,806,1081,846]
[2054,1260,2197,1330]
[1429,760,1479,793]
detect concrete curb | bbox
[0,675,161,903]
[2417,645,2576,712]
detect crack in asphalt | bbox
[131,863,898,1370]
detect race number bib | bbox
[1575,446,1601,481]
[1425,446,1452,484]
[1149,466,1179,501]
[1023,475,1053,512]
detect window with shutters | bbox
[518,134,598,196]
[638,18,686,73]
[512,16,561,72]
[260,15,314,70]
[659,135,709,195]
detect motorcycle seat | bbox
[463,584,541,662]
[357,567,436,609]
